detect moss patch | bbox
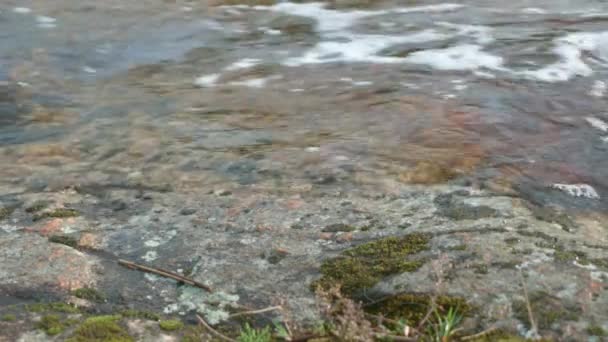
[120,309,160,321]
[311,233,430,297]
[0,207,14,220]
[1,314,16,322]
[26,201,48,213]
[67,315,133,342]
[49,235,79,248]
[26,302,80,313]
[365,293,471,326]
[159,319,184,331]
[553,249,588,264]
[529,206,576,232]
[37,314,66,336]
[33,208,79,221]
[586,325,607,337]
[512,291,580,329]
[322,223,356,233]
[72,287,105,303]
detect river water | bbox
[1,0,608,211]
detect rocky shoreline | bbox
[1,180,607,340]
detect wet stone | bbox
[180,208,197,216]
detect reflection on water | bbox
[1,0,608,210]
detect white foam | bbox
[229,78,268,88]
[225,58,261,71]
[521,7,547,14]
[522,32,608,82]
[340,77,372,86]
[194,73,220,87]
[552,183,600,199]
[36,15,57,28]
[405,44,504,71]
[284,30,447,66]
[590,80,607,97]
[586,117,608,132]
[83,66,97,74]
[13,7,31,14]
[437,22,494,44]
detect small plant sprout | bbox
[427,306,463,342]
[237,323,272,342]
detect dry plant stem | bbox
[519,270,538,334]
[461,327,498,341]
[374,333,417,342]
[290,334,325,342]
[228,305,283,318]
[197,314,237,342]
[416,295,437,331]
[118,259,213,292]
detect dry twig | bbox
[228,305,283,318]
[118,259,212,292]
[519,270,538,335]
[197,314,236,342]
[461,327,498,341]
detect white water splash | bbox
[522,32,608,82]
[36,15,57,29]
[406,44,504,71]
[13,7,31,14]
[552,183,600,199]
[586,117,608,132]
[589,80,607,97]
[225,58,261,71]
[194,73,220,87]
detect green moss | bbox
[504,237,520,245]
[159,319,184,331]
[529,206,576,232]
[587,325,607,336]
[512,291,580,329]
[1,314,16,322]
[472,263,489,274]
[49,235,79,248]
[0,207,14,220]
[181,326,205,342]
[447,244,467,251]
[26,302,80,313]
[33,208,79,221]
[120,309,160,321]
[322,223,356,232]
[26,201,48,213]
[72,287,105,303]
[365,293,471,326]
[311,233,430,297]
[438,204,498,220]
[37,314,65,336]
[67,315,133,342]
[553,250,588,264]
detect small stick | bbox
[228,305,283,318]
[118,259,212,292]
[461,327,498,341]
[197,314,236,342]
[373,333,417,342]
[519,270,538,335]
[416,295,437,331]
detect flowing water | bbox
[2,0,608,212]
[2,1,608,338]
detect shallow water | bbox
[1,0,608,211]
